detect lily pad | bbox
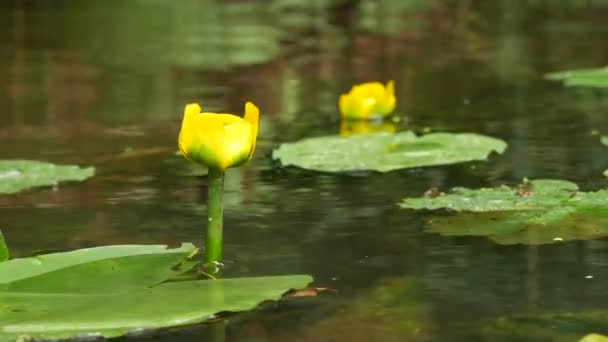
[0,160,94,195]
[400,179,579,213]
[272,132,507,173]
[0,244,312,341]
[0,243,198,292]
[545,67,608,88]
[399,179,608,245]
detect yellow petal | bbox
[339,94,353,118]
[184,103,201,120]
[244,102,259,158]
[386,80,395,96]
[178,102,260,170]
[381,80,396,116]
[223,120,254,168]
[351,82,385,100]
[189,113,229,169]
[339,81,396,119]
[178,103,203,162]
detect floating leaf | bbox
[0,243,198,292]
[0,231,7,262]
[0,160,94,195]
[0,244,312,341]
[545,67,608,88]
[399,179,608,245]
[289,277,431,341]
[273,132,507,173]
[400,180,579,212]
[478,311,608,342]
[0,276,312,341]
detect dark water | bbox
[2,0,608,341]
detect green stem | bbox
[0,230,8,262]
[205,167,225,272]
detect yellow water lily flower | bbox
[339,80,396,120]
[178,102,259,171]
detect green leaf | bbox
[0,244,313,341]
[545,66,608,88]
[272,131,507,173]
[298,277,430,341]
[400,180,578,212]
[0,160,94,195]
[0,275,312,341]
[0,243,198,293]
[399,179,608,245]
[0,231,7,262]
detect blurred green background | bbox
[3,1,608,341]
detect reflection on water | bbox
[3,0,608,341]
[339,119,396,136]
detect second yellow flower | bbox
[339,80,396,120]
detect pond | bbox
[2,0,608,341]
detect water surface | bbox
[2,1,608,341]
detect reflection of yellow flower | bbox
[340,120,396,137]
[339,81,396,120]
[178,102,259,171]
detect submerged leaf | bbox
[400,179,608,245]
[479,311,608,342]
[287,277,431,341]
[273,131,507,173]
[0,160,94,195]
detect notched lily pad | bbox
[545,67,608,88]
[400,179,579,212]
[0,160,94,194]
[0,244,313,341]
[272,131,507,173]
[399,179,608,245]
